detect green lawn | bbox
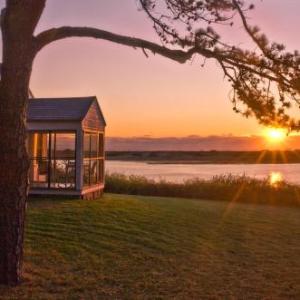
[2,194,300,299]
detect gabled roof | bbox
[27,96,106,125]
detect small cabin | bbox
[26,96,106,199]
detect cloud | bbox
[106,135,300,151]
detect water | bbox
[106,161,300,185]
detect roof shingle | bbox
[27,97,97,122]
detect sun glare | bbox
[263,128,287,143]
[269,172,283,187]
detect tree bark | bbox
[0,1,45,286]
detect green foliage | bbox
[105,173,300,206]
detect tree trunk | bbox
[0,1,45,286]
[0,30,33,287]
[0,81,30,286]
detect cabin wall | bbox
[81,101,106,194]
[82,101,105,131]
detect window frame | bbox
[83,130,105,187]
[27,130,77,190]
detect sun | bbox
[263,128,287,143]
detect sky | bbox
[105,135,300,151]
[1,0,300,140]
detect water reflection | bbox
[269,172,284,187]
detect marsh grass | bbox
[105,173,300,206]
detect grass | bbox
[105,173,300,207]
[1,194,300,299]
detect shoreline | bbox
[106,150,300,164]
[107,159,300,165]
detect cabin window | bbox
[28,133,49,188]
[83,132,104,186]
[28,132,76,189]
[50,133,76,189]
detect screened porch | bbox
[26,96,106,199]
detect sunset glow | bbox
[263,128,287,143]
[25,0,300,139]
[269,172,283,187]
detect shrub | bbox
[105,173,300,207]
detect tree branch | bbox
[34,26,209,63]
[232,0,271,58]
[33,3,300,129]
[34,26,286,85]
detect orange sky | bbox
[2,0,300,138]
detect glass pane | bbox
[90,134,98,158]
[98,159,104,183]
[28,132,49,158]
[84,133,90,158]
[29,158,48,188]
[83,159,90,186]
[90,159,98,185]
[51,133,76,159]
[50,159,75,189]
